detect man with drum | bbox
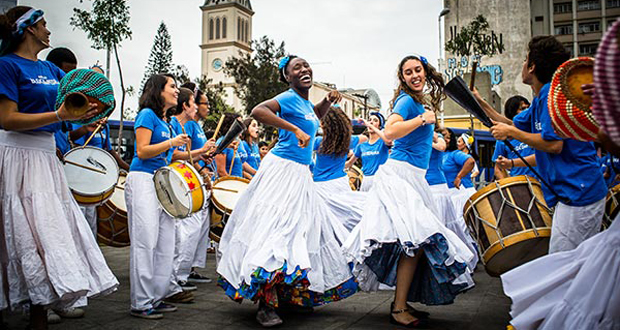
[481,35,607,254]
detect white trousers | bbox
[126,172,181,310]
[174,208,210,282]
[79,205,98,238]
[549,198,605,254]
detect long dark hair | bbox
[0,6,32,56]
[139,73,176,118]
[241,118,256,144]
[445,128,457,151]
[219,112,241,138]
[319,107,352,157]
[390,55,445,113]
[169,87,193,117]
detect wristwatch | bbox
[419,114,426,126]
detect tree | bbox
[71,0,132,151]
[142,22,174,89]
[224,36,288,115]
[171,64,191,85]
[195,75,234,133]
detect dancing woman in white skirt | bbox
[442,130,477,218]
[313,106,368,231]
[216,56,358,327]
[0,6,118,328]
[345,112,392,192]
[126,74,191,319]
[344,55,474,328]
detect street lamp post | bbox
[438,7,450,126]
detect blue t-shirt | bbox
[603,154,620,187]
[270,89,319,165]
[443,150,474,189]
[354,138,389,176]
[169,116,187,152]
[425,148,447,186]
[241,140,261,171]
[491,139,537,177]
[389,92,433,169]
[313,136,359,182]
[185,120,209,168]
[512,83,607,207]
[73,123,112,150]
[216,136,243,178]
[54,122,73,154]
[129,109,175,174]
[0,54,64,133]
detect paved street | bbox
[4,246,512,330]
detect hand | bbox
[433,132,439,143]
[326,90,342,104]
[200,154,214,164]
[171,134,190,147]
[472,170,480,178]
[231,140,239,151]
[496,156,511,170]
[422,110,436,125]
[86,122,100,132]
[201,138,217,154]
[294,127,310,148]
[581,83,595,97]
[57,102,101,121]
[490,120,513,140]
[454,177,462,189]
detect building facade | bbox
[531,0,620,56]
[200,0,253,111]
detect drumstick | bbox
[180,126,193,165]
[64,159,107,175]
[81,122,104,148]
[228,147,237,176]
[212,186,238,193]
[212,115,226,139]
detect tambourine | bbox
[548,57,600,141]
[55,69,115,125]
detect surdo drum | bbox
[96,171,130,247]
[347,165,364,191]
[63,146,120,206]
[463,176,553,277]
[209,177,250,242]
[153,161,207,218]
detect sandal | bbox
[391,302,430,319]
[389,308,420,328]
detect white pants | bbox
[79,205,98,238]
[126,172,181,310]
[549,198,605,254]
[174,208,210,282]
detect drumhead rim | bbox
[153,166,192,219]
[211,176,250,213]
[63,145,120,196]
[464,175,543,216]
[174,160,207,210]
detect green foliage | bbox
[223,36,289,115]
[194,75,234,132]
[70,0,132,50]
[445,15,505,58]
[142,22,174,88]
[171,64,191,85]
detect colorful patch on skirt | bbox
[363,233,470,305]
[218,262,359,307]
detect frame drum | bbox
[464,175,553,277]
[63,146,120,205]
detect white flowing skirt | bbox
[431,184,479,271]
[0,130,118,311]
[315,176,367,231]
[449,186,477,219]
[359,175,374,192]
[217,153,353,294]
[502,214,620,330]
[344,159,474,305]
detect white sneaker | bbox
[47,309,62,324]
[55,307,85,318]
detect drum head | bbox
[64,146,119,196]
[212,177,249,213]
[154,168,192,218]
[109,172,127,211]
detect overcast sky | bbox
[20,0,444,119]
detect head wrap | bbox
[593,19,620,145]
[460,133,474,150]
[12,9,44,37]
[369,111,385,129]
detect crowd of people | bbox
[0,5,619,330]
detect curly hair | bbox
[318,107,352,157]
[527,36,570,84]
[390,55,445,113]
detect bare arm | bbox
[345,155,358,171]
[363,119,393,145]
[251,99,310,148]
[432,135,446,151]
[215,154,228,177]
[384,109,436,141]
[454,158,475,189]
[314,90,341,119]
[242,162,257,176]
[0,97,98,131]
[494,163,508,180]
[491,123,563,154]
[108,149,130,171]
[135,127,188,160]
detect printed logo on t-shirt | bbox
[362,150,380,157]
[161,131,170,138]
[304,113,318,121]
[535,121,542,132]
[513,142,529,152]
[29,75,59,85]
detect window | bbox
[578,0,601,11]
[579,43,598,55]
[578,21,601,33]
[555,24,573,34]
[237,18,241,40]
[554,2,572,13]
[564,44,574,56]
[608,0,620,8]
[222,17,227,38]
[245,21,249,42]
[209,19,214,40]
[216,17,220,39]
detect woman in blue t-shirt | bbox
[312,106,368,231]
[216,56,357,327]
[345,111,392,191]
[125,74,192,319]
[0,6,118,326]
[239,118,261,179]
[444,133,478,220]
[214,112,243,178]
[344,55,474,328]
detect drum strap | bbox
[504,139,571,205]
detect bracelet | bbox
[511,159,515,169]
[419,114,426,126]
[54,110,63,122]
[169,139,173,149]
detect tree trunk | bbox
[106,47,111,79]
[114,44,126,154]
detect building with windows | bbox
[532,0,620,56]
[200,0,253,110]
